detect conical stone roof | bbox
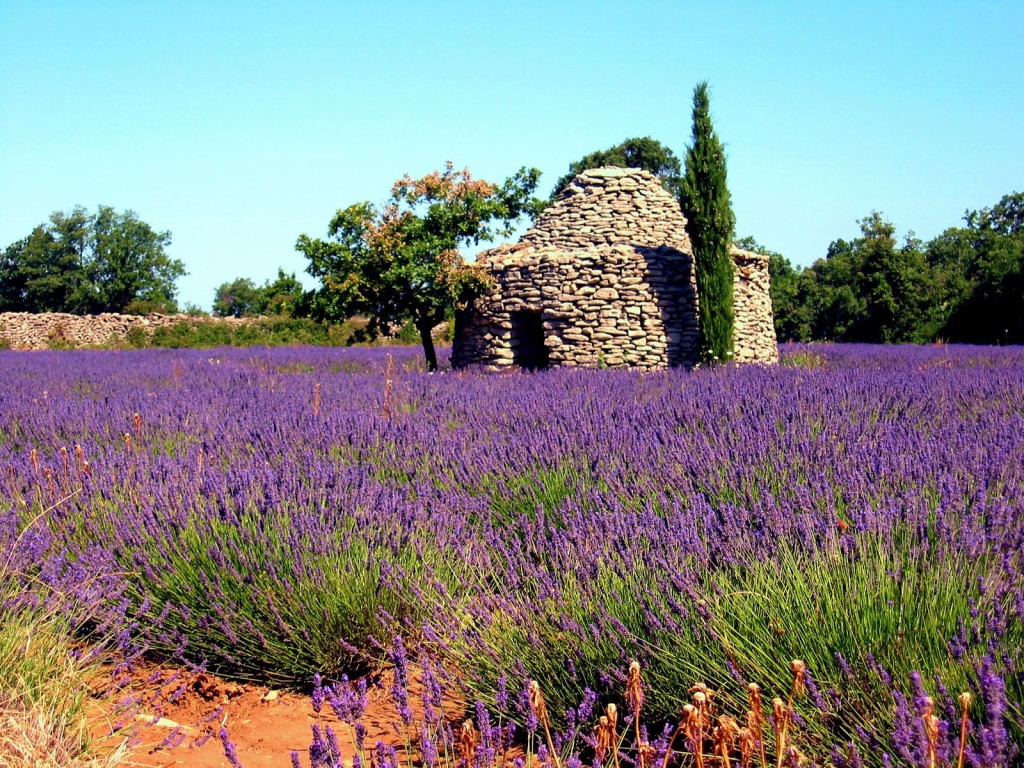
[523,166,691,252]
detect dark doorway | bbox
[510,310,549,370]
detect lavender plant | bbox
[1,342,1021,764]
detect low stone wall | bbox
[0,312,249,350]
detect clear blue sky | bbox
[2,1,1022,310]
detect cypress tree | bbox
[679,81,736,364]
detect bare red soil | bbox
[92,663,456,768]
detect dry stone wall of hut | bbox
[0,312,250,350]
[452,167,778,370]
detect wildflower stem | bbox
[957,693,971,768]
[659,724,684,768]
[541,713,562,768]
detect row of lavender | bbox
[1,344,1021,764]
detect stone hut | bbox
[451,167,778,370]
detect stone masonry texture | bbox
[451,167,778,370]
[0,312,250,350]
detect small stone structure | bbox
[0,312,250,350]
[452,167,777,370]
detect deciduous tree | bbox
[90,206,179,312]
[745,192,1023,346]
[213,269,305,317]
[549,137,681,200]
[260,269,305,316]
[213,277,263,317]
[296,163,541,370]
[0,206,183,314]
[940,192,1024,343]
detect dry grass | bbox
[0,610,134,768]
[1,504,133,768]
[0,694,130,768]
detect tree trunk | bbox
[418,320,438,372]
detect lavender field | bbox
[2,344,1022,766]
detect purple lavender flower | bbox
[519,682,538,733]
[311,673,325,714]
[325,726,342,765]
[3,344,1024,765]
[387,637,414,726]
[308,724,330,768]
[218,727,245,768]
[326,675,368,724]
[421,658,444,725]
[495,674,509,713]
[420,724,438,768]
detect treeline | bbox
[4,165,1021,350]
[0,205,185,315]
[210,270,305,318]
[762,192,1024,345]
[0,205,313,322]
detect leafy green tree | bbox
[791,213,945,343]
[0,209,93,313]
[213,277,263,317]
[808,237,869,341]
[966,191,1024,236]
[214,269,305,317]
[679,82,736,364]
[938,192,1024,343]
[871,227,944,344]
[0,206,182,313]
[848,213,917,342]
[259,268,305,316]
[734,192,1023,345]
[90,206,179,311]
[0,227,47,311]
[296,163,541,370]
[550,137,681,200]
[922,226,974,329]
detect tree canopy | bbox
[549,137,681,201]
[0,206,184,314]
[763,191,1024,345]
[295,163,542,370]
[679,82,736,364]
[213,269,305,318]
